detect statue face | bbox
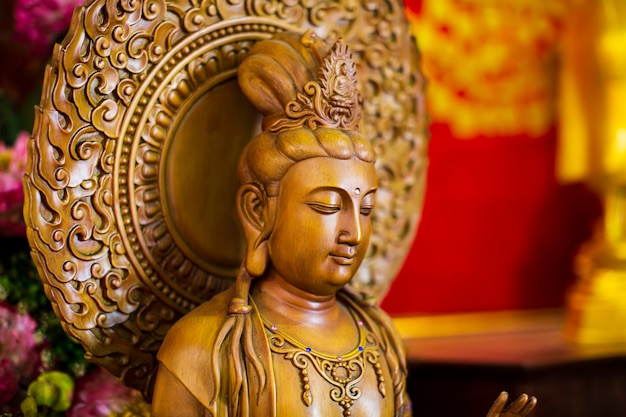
[266,156,377,296]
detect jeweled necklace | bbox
[256,302,386,417]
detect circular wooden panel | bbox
[162,80,256,276]
[24,0,427,397]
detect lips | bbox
[330,248,357,265]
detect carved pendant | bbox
[264,319,386,416]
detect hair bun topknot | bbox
[238,30,361,132]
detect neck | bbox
[251,274,342,327]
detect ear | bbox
[236,183,270,277]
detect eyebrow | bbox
[306,186,378,195]
[304,186,378,204]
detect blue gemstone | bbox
[306,347,312,352]
[358,346,364,351]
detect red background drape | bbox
[381,0,601,315]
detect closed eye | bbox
[306,202,341,214]
[360,206,373,216]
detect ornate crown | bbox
[238,31,361,133]
[268,38,360,132]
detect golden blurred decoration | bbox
[407,0,570,138]
[559,0,626,344]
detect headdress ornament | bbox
[238,30,361,133]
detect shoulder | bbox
[339,289,406,360]
[156,287,235,402]
[339,288,392,325]
[159,287,234,357]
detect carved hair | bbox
[212,31,375,415]
[238,127,375,196]
[237,29,375,212]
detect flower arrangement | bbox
[0,0,150,415]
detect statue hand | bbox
[486,391,537,417]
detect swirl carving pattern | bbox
[25,0,426,398]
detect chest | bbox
[268,332,396,417]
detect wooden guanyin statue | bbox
[23,0,536,414]
[152,31,409,416]
[26,0,429,401]
[151,31,537,417]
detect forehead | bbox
[281,157,377,193]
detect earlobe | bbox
[236,184,270,277]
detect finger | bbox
[517,396,537,416]
[506,393,529,414]
[486,391,509,416]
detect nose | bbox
[338,204,362,246]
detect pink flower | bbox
[13,0,84,56]
[67,367,141,417]
[0,358,19,403]
[8,132,28,176]
[0,171,23,210]
[0,302,42,382]
[0,132,29,236]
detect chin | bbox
[324,270,357,289]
